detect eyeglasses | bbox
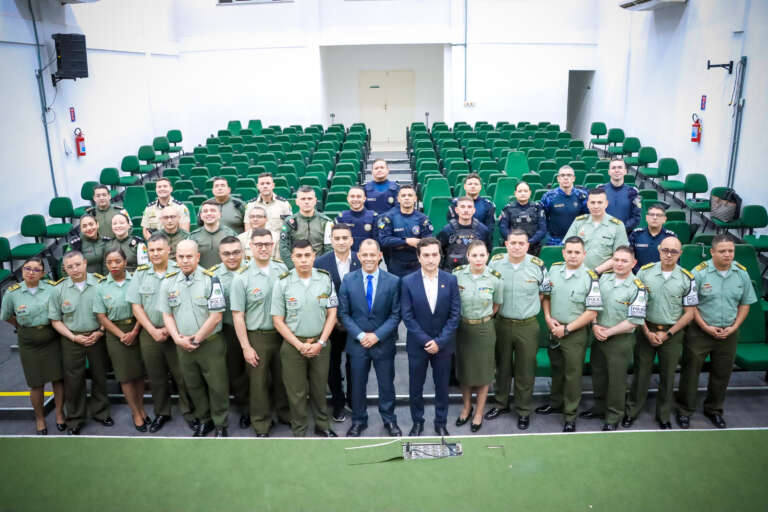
[252,242,274,249]
[647,213,666,218]
[659,248,680,255]
[22,266,43,273]
[221,250,242,258]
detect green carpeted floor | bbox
[1,430,767,511]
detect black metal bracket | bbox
[707,60,733,74]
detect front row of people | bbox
[1,228,755,436]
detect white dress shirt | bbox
[421,271,439,314]
[335,254,352,282]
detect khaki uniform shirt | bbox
[565,213,629,270]
[545,263,603,324]
[140,197,191,233]
[453,265,503,319]
[157,266,226,336]
[270,268,337,337]
[48,274,104,332]
[245,195,292,233]
[230,259,288,330]
[692,259,757,327]
[1,280,56,327]
[596,272,646,328]
[126,261,179,328]
[636,262,698,325]
[489,253,550,319]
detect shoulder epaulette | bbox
[640,262,655,270]
[272,257,284,264]
[632,227,644,233]
[135,264,150,272]
[7,283,20,292]
[190,227,202,235]
[586,269,598,280]
[490,269,502,279]
[602,269,614,274]
[165,270,179,278]
[633,278,645,289]
[274,195,287,202]
[575,214,588,221]
[735,262,747,271]
[207,264,220,272]
[693,262,707,272]
[232,197,244,207]
[453,265,466,273]
[85,206,95,215]
[237,266,247,274]
[202,268,215,277]
[491,253,505,261]
[101,236,113,242]
[609,217,622,225]
[147,200,158,207]
[94,273,106,282]
[551,261,565,266]
[279,271,290,280]
[316,268,330,276]
[50,277,67,286]
[530,256,544,267]
[681,268,694,279]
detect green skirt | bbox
[105,319,145,382]
[456,319,496,386]
[17,325,63,388]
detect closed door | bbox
[358,70,414,146]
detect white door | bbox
[358,70,414,149]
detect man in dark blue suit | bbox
[401,237,461,436]
[338,239,402,437]
[314,224,360,422]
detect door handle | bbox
[384,103,388,112]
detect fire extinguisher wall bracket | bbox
[74,127,86,157]
[691,114,702,144]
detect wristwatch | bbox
[563,325,571,337]
[317,339,327,347]
[666,330,674,338]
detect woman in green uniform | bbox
[453,240,503,432]
[0,257,65,434]
[106,213,146,272]
[94,248,149,431]
[67,214,106,275]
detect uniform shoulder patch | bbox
[202,268,215,277]
[693,262,707,272]
[135,264,150,272]
[586,269,598,280]
[575,214,588,221]
[207,264,220,272]
[7,283,20,292]
[640,262,655,270]
[610,217,622,225]
[490,269,502,279]
[279,271,290,280]
[491,253,505,261]
[633,278,645,289]
[165,270,179,279]
[735,262,747,271]
[271,257,284,264]
[316,268,330,276]
[681,268,694,279]
[551,261,565,266]
[530,256,544,267]
[50,277,67,286]
[94,273,106,282]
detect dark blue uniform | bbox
[447,196,496,229]
[378,208,433,278]
[335,208,378,252]
[540,187,588,245]
[497,201,547,247]
[629,227,678,273]
[600,182,641,232]
[364,180,399,214]
[436,219,491,271]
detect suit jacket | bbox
[314,251,361,292]
[338,269,401,358]
[400,269,461,354]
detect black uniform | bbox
[436,219,491,271]
[498,201,547,251]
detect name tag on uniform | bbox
[207,277,227,310]
[628,289,647,318]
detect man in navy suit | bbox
[401,237,461,436]
[314,224,360,422]
[338,239,402,437]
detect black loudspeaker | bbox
[52,33,88,85]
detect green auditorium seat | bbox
[123,186,149,226]
[166,129,183,154]
[504,151,529,179]
[10,214,47,265]
[0,237,11,284]
[663,220,692,244]
[101,167,137,189]
[152,137,171,165]
[635,147,659,181]
[604,129,626,154]
[492,177,518,209]
[121,155,152,178]
[73,181,99,217]
[138,145,157,172]
[539,246,565,269]
[45,197,75,239]
[589,122,608,147]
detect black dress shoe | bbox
[601,423,617,431]
[484,407,511,420]
[657,420,672,430]
[346,423,367,437]
[94,416,114,427]
[68,425,81,435]
[455,407,474,427]
[620,415,635,428]
[239,414,251,429]
[193,421,214,437]
[135,418,149,433]
[149,415,171,434]
[56,423,66,432]
[563,421,576,432]
[535,404,563,415]
[517,416,530,430]
[383,422,402,437]
[675,413,690,429]
[144,415,151,424]
[314,428,338,437]
[37,427,48,435]
[215,427,228,437]
[704,412,727,429]
[331,406,346,423]
[434,425,450,436]
[578,409,604,420]
[408,423,424,436]
[470,422,482,433]
[187,419,201,431]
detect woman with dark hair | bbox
[105,213,147,272]
[497,181,547,255]
[65,214,106,275]
[0,257,65,434]
[94,248,149,431]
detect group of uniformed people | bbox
[1,158,756,437]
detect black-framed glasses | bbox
[660,248,680,255]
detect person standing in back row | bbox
[540,166,588,246]
[378,185,433,277]
[364,159,399,214]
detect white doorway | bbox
[358,70,414,150]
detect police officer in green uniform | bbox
[537,236,602,432]
[279,186,332,269]
[453,240,503,432]
[191,199,238,269]
[210,235,250,429]
[485,229,550,430]
[159,239,230,437]
[157,204,190,261]
[271,239,338,437]
[48,251,112,435]
[64,214,107,275]
[1,256,65,435]
[231,228,291,437]
[623,236,697,429]
[212,176,246,233]
[105,213,147,272]
[676,234,757,429]
[127,233,197,433]
[94,248,149,431]
[87,184,131,238]
[565,188,629,274]
[580,246,646,430]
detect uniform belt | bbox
[498,315,537,324]
[295,335,321,343]
[646,322,673,331]
[20,324,51,331]
[115,318,134,325]
[462,315,493,325]
[255,328,278,334]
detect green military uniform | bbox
[489,253,550,416]
[216,196,246,234]
[270,268,337,436]
[278,213,332,269]
[86,204,130,238]
[230,259,291,434]
[591,272,646,425]
[126,261,195,423]
[677,260,757,417]
[162,228,190,260]
[453,265,503,386]
[1,280,62,388]
[48,274,111,428]
[104,235,147,272]
[64,234,107,275]
[245,195,292,233]
[544,263,603,422]
[93,273,144,383]
[565,214,629,270]
[140,197,191,234]
[210,262,249,412]
[158,266,229,428]
[190,224,238,269]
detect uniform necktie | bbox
[366,275,373,312]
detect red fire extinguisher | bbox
[74,128,86,157]
[691,114,702,143]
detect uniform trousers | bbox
[176,333,229,428]
[280,337,331,436]
[590,332,635,425]
[493,316,539,416]
[547,327,588,422]
[60,333,111,427]
[139,329,195,422]
[246,329,290,434]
